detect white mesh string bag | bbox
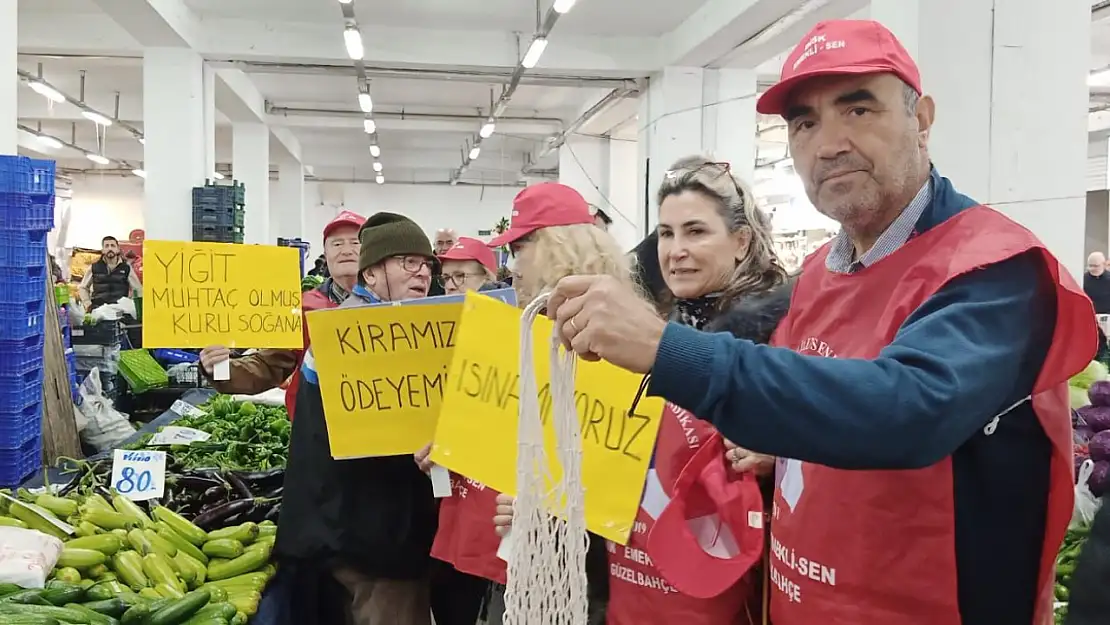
[502,294,590,625]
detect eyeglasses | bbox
[664,161,749,212]
[443,271,485,286]
[392,255,436,274]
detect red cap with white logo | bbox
[438,236,497,273]
[756,19,922,116]
[322,210,367,240]
[487,182,594,248]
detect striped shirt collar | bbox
[825,179,933,274]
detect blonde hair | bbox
[658,156,788,307]
[517,224,633,305]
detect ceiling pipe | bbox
[16,123,138,170]
[16,69,145,144]
[520,86,640,175]
[265,104,563,125]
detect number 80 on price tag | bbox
[111,449,167,501]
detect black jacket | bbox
[1065,503,1110,625]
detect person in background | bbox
[1084,252,1110,362]
[544,19,1095,625]
[437,237,507,296]
[433,228,458,255]
[590,204,613,232]
[277,213,439,625]
[198,211,365,418]
[79,235,142,310]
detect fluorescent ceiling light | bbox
[363,118,376,134]
[552,0,577,13]
[521,38,548,69]
[372,161,383,172]
[344,28,364,60]
[212,172,225,180]
[36,134,63,149]
[1090,69,1110,86]
[479,122,496,139]
[138,137,145,145]
[358,92,373,113]
[375,174,384,185]
[82,111,114,127]
[468,146,481,160]
[369,145,380,157]
[28,81,66,103]
[86,153,110,165]
[338,0,352,3]
[132,169,146,178]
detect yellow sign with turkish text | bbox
[142,241,302,349]
[307,303,460,458]
[430,292,665,545]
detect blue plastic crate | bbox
[0,368,43,411]
[0,309,44,342]
[0,228,46,268]
[0,299,45,323]
[0,156,31,194]
[0,435,41,486]
[0,403,40,449]
[193,204,245,228]
[0,194,53,230]
[28,159,55,196]
[0,264,46,283]
[0,335,45,378]
[1,278,46,305]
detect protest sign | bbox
[307,288,516,459]
[142,241,302,349]
[430,292,665,544]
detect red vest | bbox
[430,474,507,584]
[285,287,337,420]
[768,206,1094,624]
[606,403,756,625]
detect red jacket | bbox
[285,286,339,419]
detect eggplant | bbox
[225,473,253,499]
[231,468,284,488]
[193,498,256,530]
[57,477,82,497]
[173,475,224,491]
[264,503,281,522]
[262,486,283,499]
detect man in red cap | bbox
[199,210,365,418]
[544,19,1096,625]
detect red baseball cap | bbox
[756,19,922,116]
[439,236,497,273]
[647,434,765,599]
[322,210,366,240]
[487,182,594,248]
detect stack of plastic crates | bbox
[71,321,124,401]
[0,156,54,486]
[192,181,245,244]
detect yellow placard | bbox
[430,292,665,545]
[307,303,460,458]
[142,241,302,349]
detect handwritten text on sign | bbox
[430,292,665,545]
[141,240,302,349]
[308,302,461,458]
[111,449,167,501]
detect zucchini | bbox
[126,529,153,556]
[64,534,124,556]
[137,588,162,600]
[86,564,110,579]
[34,495,78,519]
[78,579,96,591]
[73,521,102,538]
[110,552,148,591]
[119,603,149,625]
[110,529,128,539]
[8,503,68,541]
[181,619,228,625]
[79,598,128,617]
[172,552,197,587]
[83,582,123,602]
[151,508,207,547]
[41,581,85,606]
[203,587,227,604]
[205,524,257,545]
[110,496,153,529]
[224,591,259,617]
[201,573,267,590]
[143,530,178,559]
[81,509,135,532]
[154,584,184,600]
[230,612,247,625]
[200,540,242,560]
[255,524,276,539]
[141,554,183,593]
[154,525,208,565]
[82,495,113,513]
[52,567,82,584]
[147,589,210,625]
[57,548,107,570]
[0,603,92,623]
[0,515,29,529]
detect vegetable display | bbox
[0,489,277,625]
[1054,523,1089,624]
[1075,376,1110,496]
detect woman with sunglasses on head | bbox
[492,156,793,624]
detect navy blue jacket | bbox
[649,170,1056,625]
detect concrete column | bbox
[607,139,641,250]
[871,0,1090,278]
[638,66,758,231]
[232,123,270,244]
[143,48,208,241]
[275,158,305,241]
[0,0,16,154]
[202,63,217,179]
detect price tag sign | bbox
[170,400,205,418]
[111,449,167,501]
[148,426,212,446]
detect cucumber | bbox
[84,581,126,602]
[1,590,52,605]
[180,602,236,623]
[0,615,63,625]
[0,584,22,596]
[200,540,242,560]
[79,598,128,617]
[119,603,149,625]
[147,589,211,625]
[0,603,92,623]
[63,602,120,625]
[64,534,124,556]
[41,581,85,606]
[57,548,107,569]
